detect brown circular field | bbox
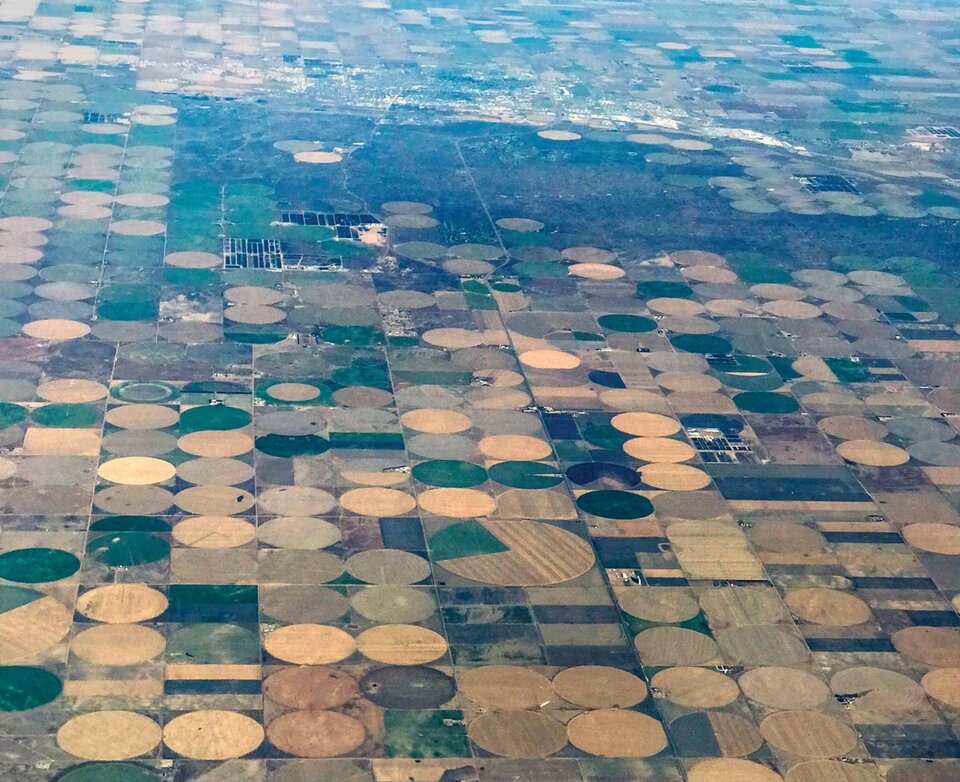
[468,710,567,758]
[633,626,718,666]
[177,458,254,487]
[650,666,739,708]
[760,710,859,758]
[892,626,960,667]
[739,667,830,710]
[459,665,554,709]
[553,665,647,709]
[830,666,924,713]
[344,549,431,585]
[746,521,826,554]
[267,710,364,758]
[716,626,809,666]
[819,416,887,441]
[784,587,872,626]
[616,587,700,622]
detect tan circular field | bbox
[763,300,822,319]
[623,436,696,463]
[98,457,176,485]
[175,486,256,515]
[339,487,417,517]
[418,488,496,517]
[611,412,681,437]
[177,430,253,458]
[518,349,581,369]
[569,263,624,280]
[105,403,178,429]
[751,283,804,300]
[537,129,580,141]
[681,265,736,283]
[422,328,485,349]
[163,710,264,759]
[566,709,667,757]
[75,583,168,623]
[356,623,447,665]
[264,624,356,664]
[265,382,320,402]
[294,150,342,163]
[647,297,705,316]
[688,759,784,782]
[836,439,909,467]
[902,522,960,555]
[921,668,960,707]
[57,711,162,760]
[23,318,90,340]
[479,434,552,460]
[164,251,221,268]
[70,624,164,666]
[400,408,471,433]
[172,516,256,548]
[641,463,710,490]
[830,666,925,712]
